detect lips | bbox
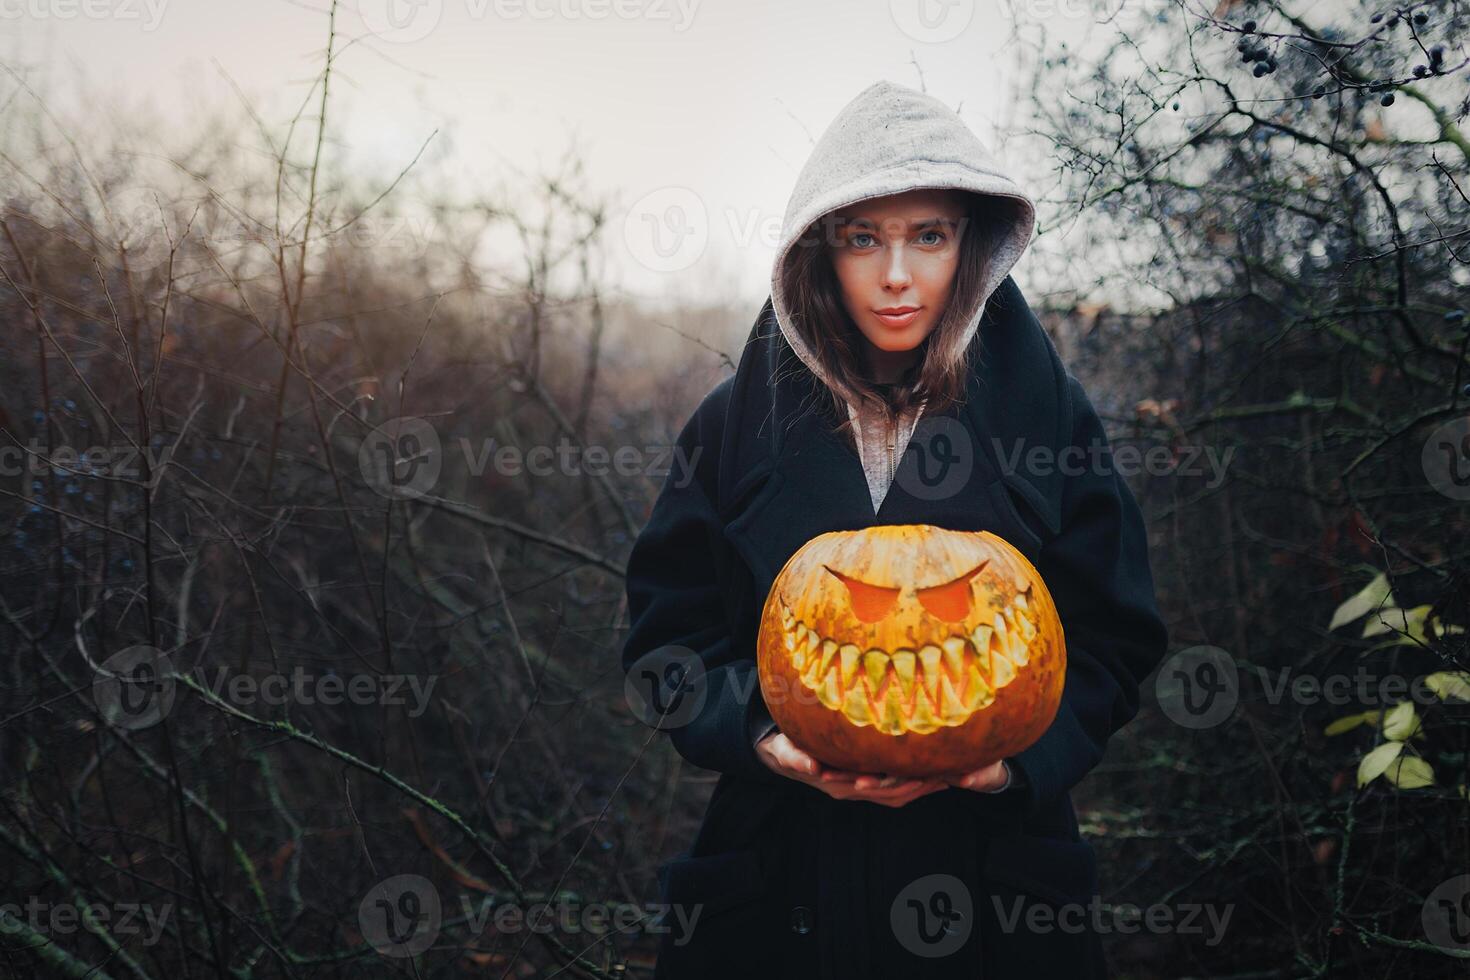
[873,306,921,328]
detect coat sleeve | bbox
[1006,373,1170,811]
[621,382,786,785]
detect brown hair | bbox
[778,193,1015,444]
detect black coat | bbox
[622,277,1170,979]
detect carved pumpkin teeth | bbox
[840,644,862,690]
[878,681,907,734]
[988,641,1018,687]
[938,672,967,722]
[819,668,843,710]
[890,649,917,699]
[802,646,826,687]
[918,645,943,702]
[1014,592,1029,612]
[864,649,888,694]
[908,684,941,733]
[965,663,995,711]
[842,681,872,723]
[970,624,994,664]
[940,636,968,682]
[817,639,839,679]
[787,629,805,671]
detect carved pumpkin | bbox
[756,525,1065,778]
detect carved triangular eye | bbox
[824,565,901,622]
[916,561,989,621]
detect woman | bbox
[622,80,1169,979]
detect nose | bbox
[880,245,912,291]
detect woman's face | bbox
[828,188,968,374]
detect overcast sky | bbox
[4,0,1098,307]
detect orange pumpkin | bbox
[756,524,1065,778]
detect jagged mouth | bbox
[777,593,1039,735]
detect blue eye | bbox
[918,230,945,245]
[850,232,877,248]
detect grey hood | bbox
[768,79,1038,512]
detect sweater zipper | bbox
[886,414,896,484]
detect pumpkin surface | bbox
[756,524,1065,777]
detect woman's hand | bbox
[939,759,1011,793]
[754,731,949,808]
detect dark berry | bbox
[1413,11,1427,25]
[1380,92,1394,106]
[1172,101,1180,110]
[1429,45,1444,65]
[1370,12,1382,23]
[1313,85,1326,99]
[1255,63,1270,76]
[1414,64,1428,77]
[1243,19,1256,31]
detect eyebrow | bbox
[835,216,961,231]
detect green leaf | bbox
[1362,605,1430,642]
[1324,711,1376,736]
[1425,671,1470,701]
[1358,741,1404,787]
[1329,572,1393,631]
[1382,701,1422,741]
[1382,754,1435,789]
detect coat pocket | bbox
[652,847,781,980]
[977,833,1108,979]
